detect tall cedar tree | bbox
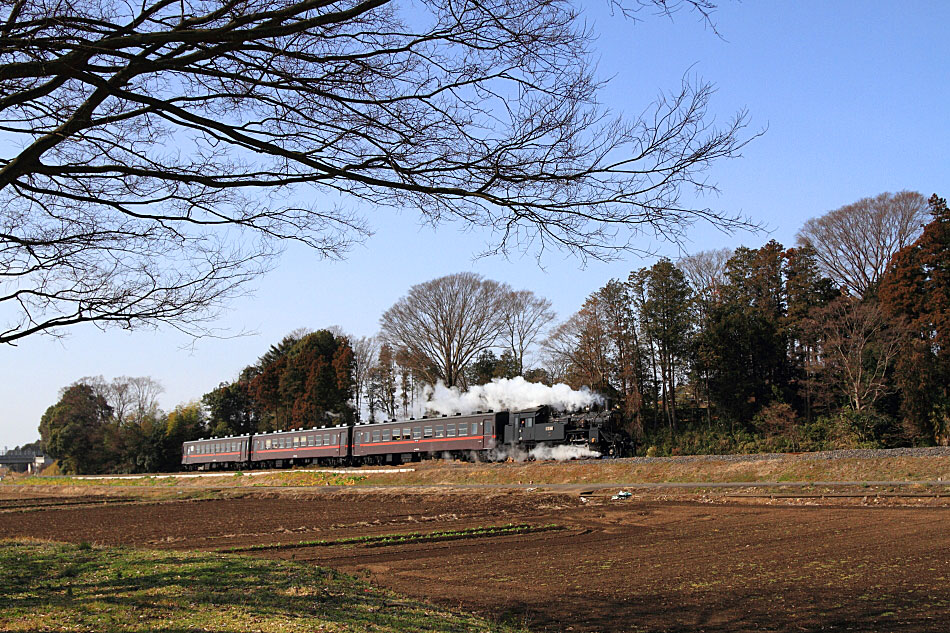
[205,330,354,433]
[879,194,950,443]
[640,261,694,432]
[698,242,789,424]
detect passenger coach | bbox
[251,426,351,468]
[352,411,504,464]
[182,434,251,469]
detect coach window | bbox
[423,426,433,438]
[485,421,493,434]
[382,430,391,441]
[457,424,467,437]
[406,427,414,439]
[412,427,422,440]
[472,423,479,435]
[324,433,331,445]
[392,428,401,440]
[292,436,299,448]
[372,431,381,442]
[435,425,444,438]
[447,424,456,437]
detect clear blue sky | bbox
[4,1,948,447]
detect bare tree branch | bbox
[1,0,753,343]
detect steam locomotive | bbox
[181,405,631,470]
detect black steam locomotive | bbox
[181,405,631,470]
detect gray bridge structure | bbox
[0,450,46,473]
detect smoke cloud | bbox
[489,443,602,462]
[422,376,602,416]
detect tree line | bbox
[545,191,947,453]
[37,191,948,473]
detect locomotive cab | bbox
[505,406,566,445]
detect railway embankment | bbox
[2,446,948,494]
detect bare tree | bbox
[797,191,929,298]
[809,297,902,412]
[678,248,732,312]
[126,376,164,420]
[500,290,556,376]
[351,335,380,421]
[76,374,163,424]
[380,273,507,388]
[678,247,731,423]
[542,301,610,393]
[1,0,753,345]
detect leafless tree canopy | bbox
[76,374,164,424]
[380,272,506,388]
[677,247,731,308]
[1,0,751,344]
[500,290,555,376]
[807,297,901,412]
[796,191,929,298]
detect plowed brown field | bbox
[2,488,948,632]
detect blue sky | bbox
[4,1,948,447]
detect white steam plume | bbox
[422,376,602,415]
[489,443,602,462]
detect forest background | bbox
[31,192,950,474]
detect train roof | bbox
[186,434,251,443]
[353,410,502,426]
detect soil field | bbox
[1,489,948,632]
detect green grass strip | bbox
[0,539,524,633]
[219,523,564,553]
